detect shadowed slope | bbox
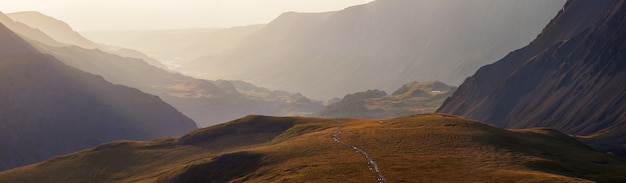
[438,0,626,155]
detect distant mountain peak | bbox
[8,11,100,49]
[391,81,452,96]
[319,81,456,118]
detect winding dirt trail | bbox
[333,121,388,183]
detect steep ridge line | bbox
[332,121,388,183]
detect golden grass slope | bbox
[1,114,625,182]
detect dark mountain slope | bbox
[1,114,625,182]
[0,23,197,171]
[438,0,626,155]
[0,21,36,56]
[186,0,566,99]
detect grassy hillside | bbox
[1,114,625,182]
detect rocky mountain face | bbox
[184,0,566,99]
[0,22,197,171]
[319,81,456,118]
[438,0,626,155]
[0,11,321,127]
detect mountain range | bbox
[0,22,196,171]
[180,0,566,99]
[1,0,626,181]
[438,0,626,155]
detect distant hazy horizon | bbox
[0,0,374,31]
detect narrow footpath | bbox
[333,121,388,183]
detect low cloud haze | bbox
[0,0,373,30]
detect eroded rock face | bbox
[0,23,197,171]
[438,0,626,155]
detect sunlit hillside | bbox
[2,114,624,182]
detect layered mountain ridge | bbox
[0,22,197,171]
[6,11,167,69]
[0,11,322,127]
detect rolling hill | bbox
[0,22,197,171]
[0,114,624,182]
[183,0,566,99]
[319,81,456,118]
[438,0,626,155]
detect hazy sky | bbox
[1,0,374,31]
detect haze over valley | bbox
[1,0,626,182]
[82,0,567,99]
